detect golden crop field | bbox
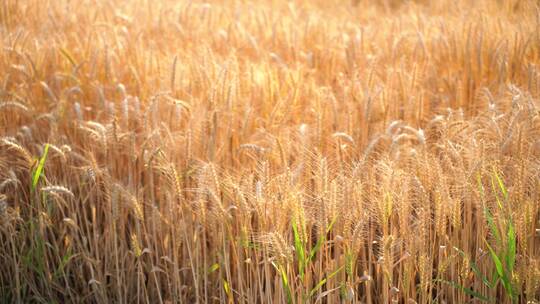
[1,0,539,303]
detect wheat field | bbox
[0,0,539,303]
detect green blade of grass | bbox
[489,269,499,289]
[308,217,336,263]
[453,247,490,287]
[438,279,490,302]
[208,263,220,274]
[483,206,501,247]
[492,168,508,201]
[32,143,49,191]
[53,250,73,280]
[59,48,77,68]
[506,222,516,274]
[223,279,231,297]
[272,262,293,304]
[292,221,306,279]
[308,266,343,298]
[485,241,504,280]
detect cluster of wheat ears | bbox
[0,0,539,303]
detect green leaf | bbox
[454,247,490,287]
[484,217,515,299]
[490,172,505,212]
[506,222,516,275]
[309,278,327,299]
[32,144,49,191]
[272,262,293,304]
[292,221,306,279]
[490,271,499,290]
[308,266,343,298]
[59,48,77,68]
[208,263,220,274]
[53,250,73,280]
[492,168,508,201]
[483,206,501,247]
[438,279,490,302]
[308,217,336,263]
[485,241,504,279]
[223,279,231,296]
